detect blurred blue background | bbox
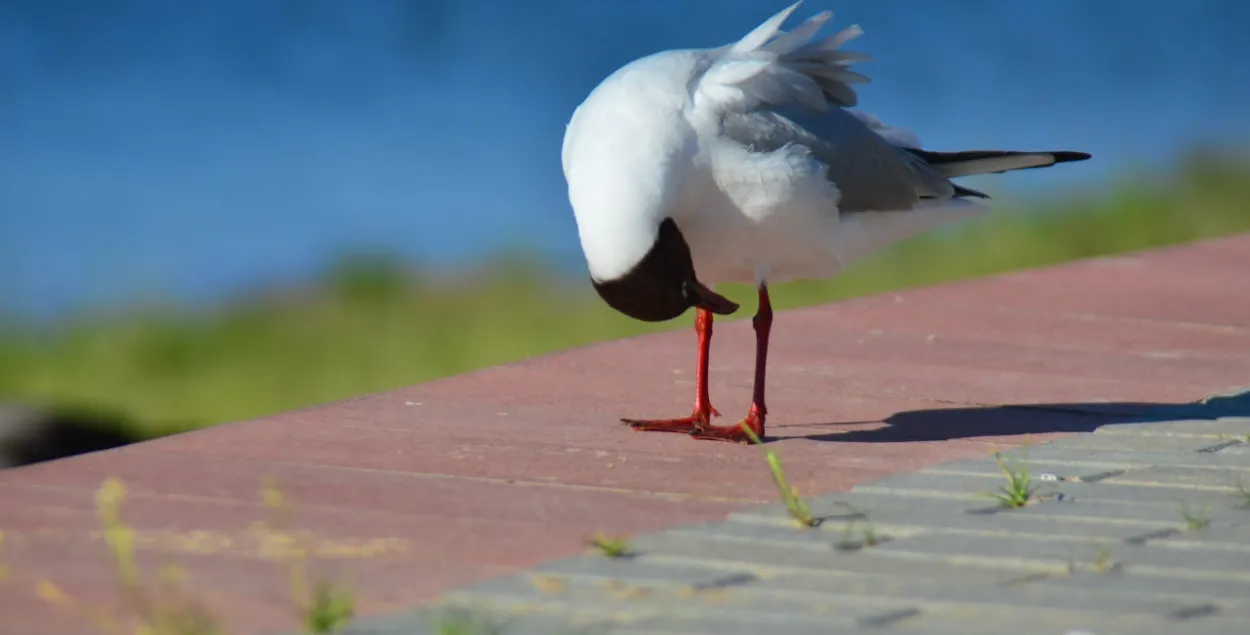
[3,0,1249,318]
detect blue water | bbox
[2,0,1248,318]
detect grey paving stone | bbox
[920,457,1151,483]
[1147,523,1250,551]
[530,555,760,591]
[729,500,1168,542]
[976,445,1250,470]
[446,558,1240,634]
[641,520,866,551]
[935,514,1168,541]
[610,614,870,635]
[1094,419,1250,438]
[849,470,1030,498]
[905,611,1244,635]
[866,532,1250,581]
[894,615,1243,635]
[728,489,1006,528]
[661,513,1152,551]
[748,487,1239,527]
[751,569,1223,617]
[441,574,881,628]
[1102,465,1250,489]
[632,535,1052,580]
[1216,442,1250,456]
[337,596,1248,635]
[1034,569,1250,604]
[341,607,612,635]
[1032,433,1242,453]
[853,471,1243,506]
[1007,497,1246,525]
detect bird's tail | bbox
[728,3,1093,179]
[727,1,872,108]
[904,148,1093,178]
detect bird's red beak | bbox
[689,280,739,315]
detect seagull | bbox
[560,2,1090,443]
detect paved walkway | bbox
[1,233,1249,635]
[353,396,1249,635]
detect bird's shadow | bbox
[783,390,1250,443]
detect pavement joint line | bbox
[284,403,1250,635]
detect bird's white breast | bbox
[677,129,849,286]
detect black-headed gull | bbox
[561,2,1090,443]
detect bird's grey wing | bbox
[719,104,958,212]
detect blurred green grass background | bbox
[2,151,1248,441]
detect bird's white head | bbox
[561,53,738,323]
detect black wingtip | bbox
[1050,151,1092,164]
[953,183,990,199]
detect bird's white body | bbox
[562,2,993,288]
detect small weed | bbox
[37,477,222,635]
[834,521,881,551]
[739,422,816,527]
[989,451,1036,508]
[584,531,631,558]
[255,477,355,634]
[434,607,504,635]
[1180,501,1212,531]
[1066,546,1118,575]
[859,523,879,547]
[302,582,355,635]
[830,502,881,551]
[1090,547,1116,573]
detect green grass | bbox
[37,478,224,635]
[584,531,632,558]
[1067,546,1118,575]
[739,422,816,527]
[832,503,881,551]
[1090,547,1117,573]
[1179,501,1212,531]
[29,476,359,635]
[254,478,356,634]
[3,152,1250,441]
[990,450,1037,509]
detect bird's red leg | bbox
[691,284,771,443]
[622,307,720,433]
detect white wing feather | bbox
[695,2,924,153]
[694,1,870,116]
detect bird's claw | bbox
[620,408,717,434]
[687,413,766,444]
[622,407,763,443]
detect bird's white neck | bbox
[562,60,700,283]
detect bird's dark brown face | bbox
[591,218,739,322]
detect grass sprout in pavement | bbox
[739,422,816,527]
[990,450,1037,509]
[584,531,632,558]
